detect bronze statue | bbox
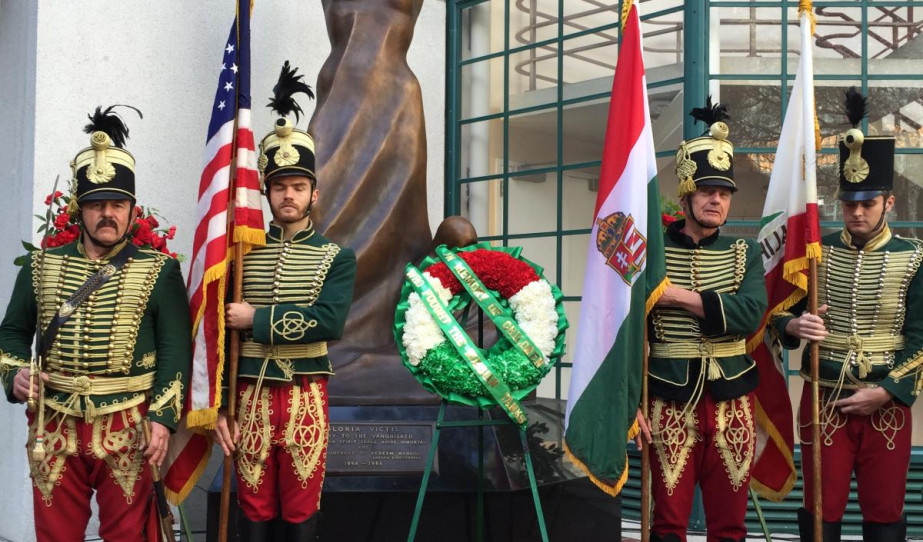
[310,0,450,404]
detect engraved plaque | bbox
[326,421,435,475]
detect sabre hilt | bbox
[30,176,61,462]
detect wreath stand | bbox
[406,310,550,542]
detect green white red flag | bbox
[563,2,668,496]
[747,6,821,501]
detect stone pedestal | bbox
[207,399,622,541]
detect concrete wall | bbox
[0,1,39,538]
[0,1,445,540]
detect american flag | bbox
[163,0,265,503]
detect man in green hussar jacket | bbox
[637,99,768,542]
[212,62,357,542]
[0,106,191,542]
[775,88,922,542]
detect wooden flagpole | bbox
[218,240,244,542]
[809,259,823,542]
[218,4,245,540]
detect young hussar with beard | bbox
[636,99,768,542]
[775,88,923,542]
[211,62,357,542]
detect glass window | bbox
[450,1,923,404]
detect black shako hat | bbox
[674,97,737,198]
[838,87,895,202]
[257,61,316,191]
[70,105,142,204]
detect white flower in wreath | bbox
[509,280,557,358]
[403,272,454,365]
[402,274,558,366]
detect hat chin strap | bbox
[302,198,314,220]
[866,210,888,241]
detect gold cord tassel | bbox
[678,176,697,198]
[707,358,722,381]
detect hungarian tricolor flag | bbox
[747,5,821,501]
[564,2,668,496]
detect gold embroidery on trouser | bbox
[651,398,700,496]
[799,393,848,446]
[282,380,328,488]
[27,414,78,506]
[237,384,273,490]
[871,404,906,451]
[91,406,145,503]
[714,396,754,491]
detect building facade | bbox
[3,0,923,539]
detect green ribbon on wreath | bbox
[435,246,545,369]
[404,263,528,427]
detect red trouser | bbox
[27,406,154,542]
[648,393,755,542]
[235,375,329,522]
[798,383,911,523]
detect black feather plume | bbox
[689,96,730,135]
[844,86,868,128]
[83,104,143,148]
[268,61,315,123]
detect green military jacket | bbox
[773,227,923,407]
[0,239,192,430]
[648,221,768,402]
[222,222,356,400]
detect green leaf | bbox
[21,241,38,252]
[37,225,47,233]
[13,255,28,266]
[34,214,45,222]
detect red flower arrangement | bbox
[17,191,182,263]
[661,196,685,231]
[423,249,540,300]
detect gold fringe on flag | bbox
[749,399,798,502]
[814,112,822,152]
[186,260,230,430]
[620,0,635,33]
[645,277,671,316]
[627,417,640,440]
[233,226,266,248]
[185,407,219,431]
[164,431,212,505]
[564,440,632,497]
